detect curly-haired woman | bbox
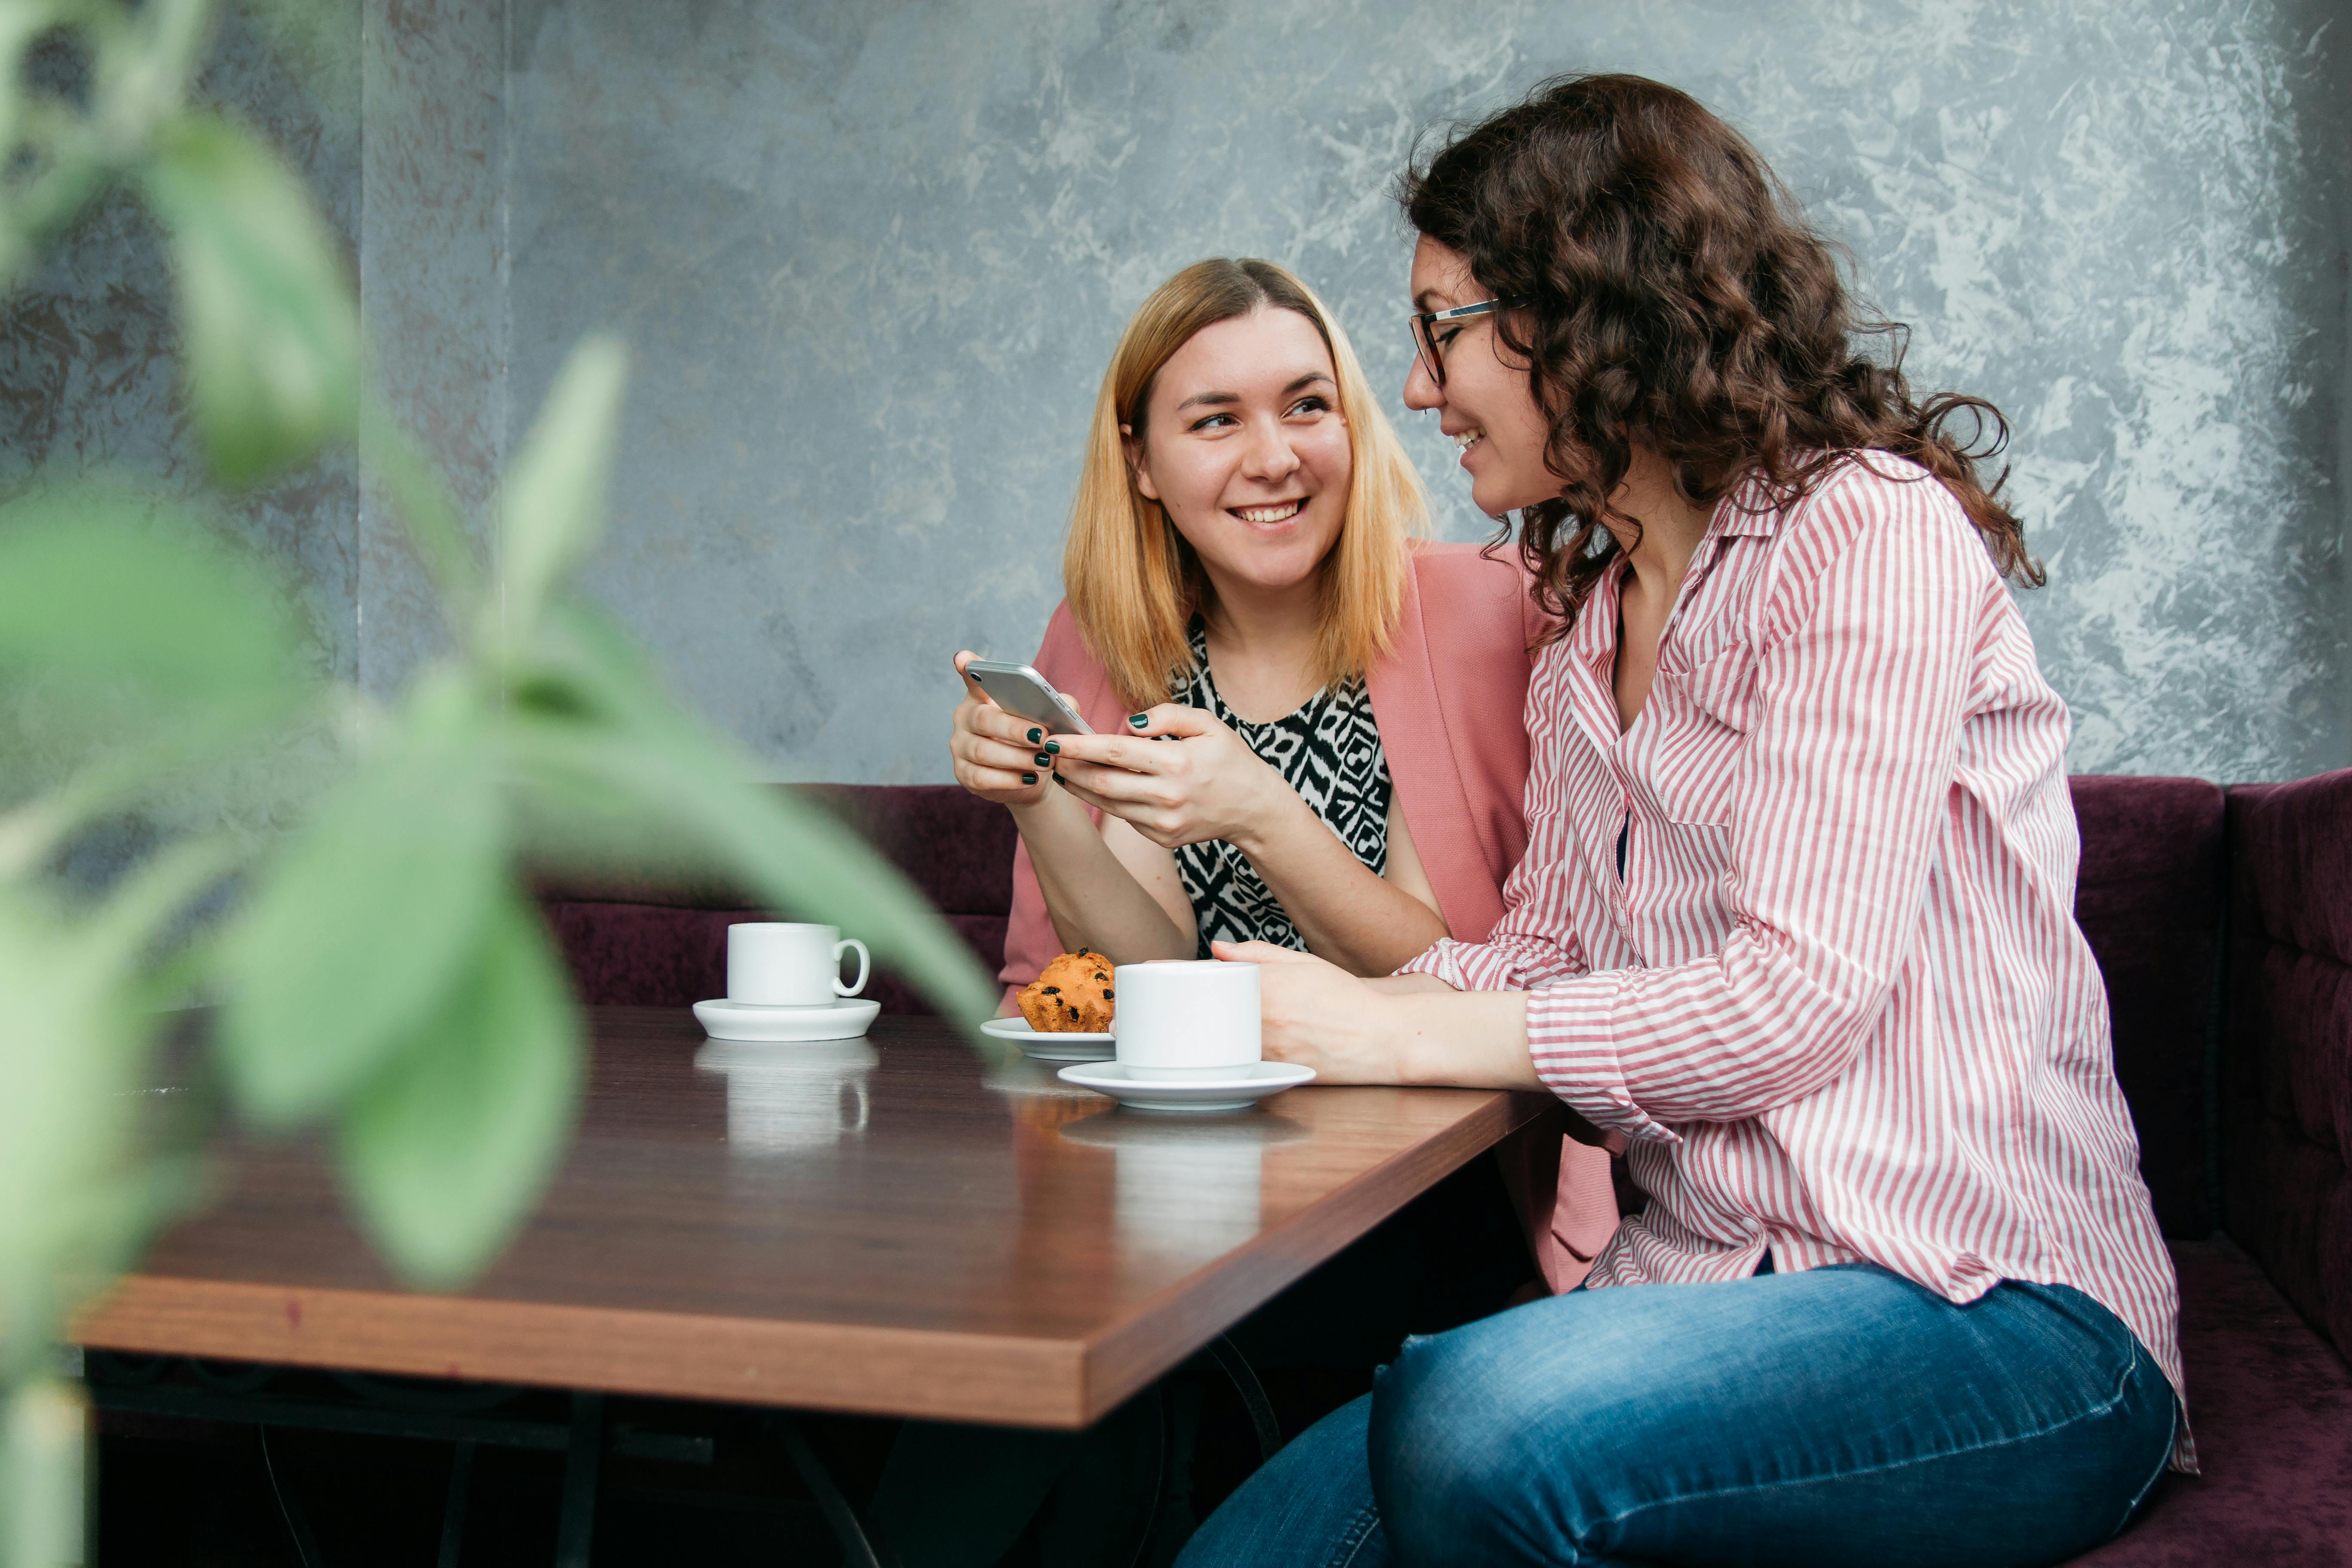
[1180,75,2187,1568]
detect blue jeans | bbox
[1176,1265,2175,1568]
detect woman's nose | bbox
[1239,418,1301,481]
[1402,352,1442,411]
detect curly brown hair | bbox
[1399,73,2040,629]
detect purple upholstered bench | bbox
[537,772,2352,1564]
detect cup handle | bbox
[834,937,870,998]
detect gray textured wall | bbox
[501,0,2349,784]
[0,15,361,683]
[360,0,510,698]
[8,0,2347,792]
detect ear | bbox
[1121,423,1161,502]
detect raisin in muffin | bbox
[1016,949,1115,1033]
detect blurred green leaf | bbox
[498,336,628,650]
[219,670,502,1126]
[141,111,358,487]
[338,892,580,1290]
[359,393,482,615]
[0,6,55,164]
[2,1377,89,1568]
[235,0,360,130]
[0,838,224,1380]
[0,484,306,707]
[511,611,999,1026]
[0,890,140,1327]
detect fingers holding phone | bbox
[950,650,1057,807]
[1054,704,1287,849]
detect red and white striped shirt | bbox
[1400,454,2191,1466]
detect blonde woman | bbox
[957,260,1551,992]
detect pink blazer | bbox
[997,541,1620,1291]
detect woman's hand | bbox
[1211,940,1413,1082]
[1052,704,1297,850]
[1215,939,1547,1092]
[949,650,1059,808]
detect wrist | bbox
[1226,768,1313,858]
[1390,995,1446,1085]
[1008,782,1081,834]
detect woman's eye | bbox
[1436,327,1465,347]
[1286,396,1332,418]
[1189,412,1238,431]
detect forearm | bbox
[1011,787,1193,963]
[1256,955,1542,1090]
[1235,796,1450,976]
[1387,988,1544,1089]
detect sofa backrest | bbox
[2223,769,2352,1365]
[2068,777,2227,1237]
[534,784,1014,1016]
[534,775,2242,1240]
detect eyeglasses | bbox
[1409,297,1531,387]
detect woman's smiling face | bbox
[1402,235,1557,517]
[1129,307,1353,597]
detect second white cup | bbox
[1112,959,1261,1079]
[728,922,870,1008]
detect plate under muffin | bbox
[978,1015,1116,1062]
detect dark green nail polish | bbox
[1129,713,1149,728]
[1034,753,1052,767]
[1044,740,1061,754]
[1026,727,1042,744]
[1021,771,1038,785]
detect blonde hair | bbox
[1063,258,1430,710]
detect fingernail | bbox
[1026,727,1042,744]
[1129,714,1149,728]
[1034,753,1052,767]
[1022,772,1038,785]
[1044,740,1061,754]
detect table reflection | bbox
[1060,1109,1311,1265]
[694,1037,876,1154]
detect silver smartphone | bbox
[962,659,1096,735]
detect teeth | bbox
[1454,429,1484,452]
[1235,502,1302,524]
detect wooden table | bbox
[77,1009,1562,1429]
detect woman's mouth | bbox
[1454,428,1485,456]
[1230,500,1304,524]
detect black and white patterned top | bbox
[1170,620,1391,958]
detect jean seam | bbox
[1577,1330,2153,1550]
[2103,1341,2176,1541]
[1327,1503,1380,1568]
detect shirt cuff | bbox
[1396,937,1528,992]
[1525,971,1680,1143]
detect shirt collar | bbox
[1710,467,1784,539]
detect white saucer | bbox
[980,1015,1115,1063]
[1055,1059,1314,1112]
[692,997,881,1043]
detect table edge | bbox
[75,1088,1568,1428]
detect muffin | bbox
[1017,949,1116,1033]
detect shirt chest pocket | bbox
[1646,640,1758,829]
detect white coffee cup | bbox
[1111,959,1260,1080]
[728,922,870,1008]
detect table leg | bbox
[1197,1335,1280,1464]
[438,1439,475,1568]
[777,1413,888,1568]
[555,1391,604,1568]
[258,1424,323,1568]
